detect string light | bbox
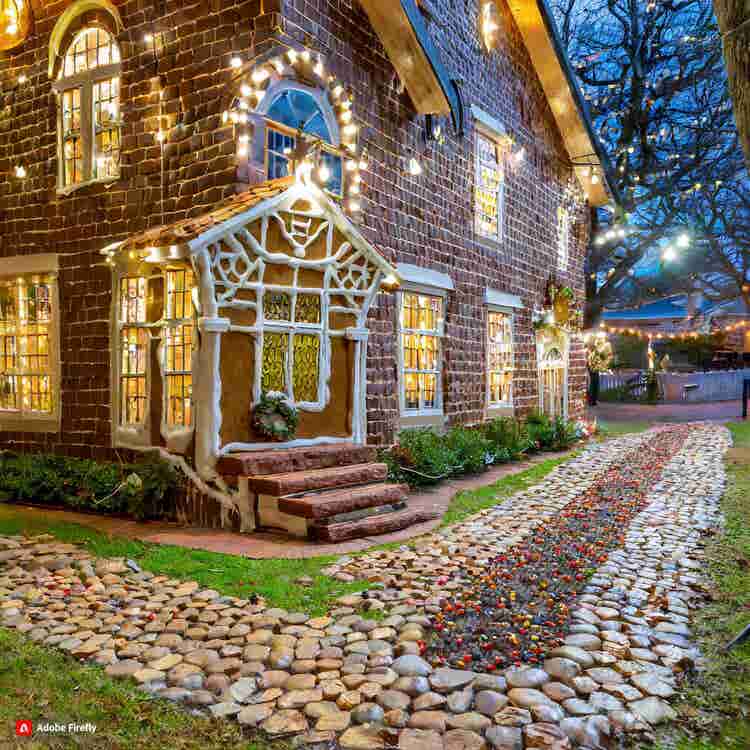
[230,55,242,69]
[14,165,26,178]
[407,156,423,176]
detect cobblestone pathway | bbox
[0,424,730,750]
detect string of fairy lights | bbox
[596,318,750,341]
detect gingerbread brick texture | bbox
[0,0,607,464]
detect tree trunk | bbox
[713,0,750,170]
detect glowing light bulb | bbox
[144,33,154,43]
[677,233,690,248]
[18,74,27,84]
[313,58,324,77]
[408,157,422,176]
[14,165,26,178]
[156,130,166,143]
[318,163,331,183]
[241,84,252,97]
[252,68,269,84]
[230,56,243,69]
[662,246,676,261]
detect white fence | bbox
[600,369,750,402]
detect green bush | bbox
[550,416,578,450]
[445,426,492,475]
[525,410,555,450]
[0,451,178,520]
[483,417,531,459]
[388,428,458,485]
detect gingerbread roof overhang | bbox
[358,0,618,208]
[100,176,400,282]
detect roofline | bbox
[534,0,621,207]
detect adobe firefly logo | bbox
[16,720,33,737]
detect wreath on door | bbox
[252,391,300,441]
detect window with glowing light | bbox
[487,310,513,406]
[118,277,148,426]
[399,291,444,414]
[55,27,121,189]
[557,206,570,270]
[0,276,54,417]
[163,270,195,429]
[262,86,343,196]
[475,132,505,242]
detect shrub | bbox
[390,428,458,485]
[550,416,578,450]
[445,426,492,475]
[483,417,531,459]
[525,410,555,450]
[0,451,178,521]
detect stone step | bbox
[310,506,440,542]
[217,443,377,477]
[278,482,409,520]
[250,462,389,496]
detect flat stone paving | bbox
[0,424,730,750]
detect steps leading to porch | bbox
[219,443,437,541]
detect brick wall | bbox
[0,0,591,458]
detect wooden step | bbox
[311,507,440,542]
[278,482,409,520]
[218,443,377,477]
[250,463,388,496]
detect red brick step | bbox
[250,463,388,496]
[311,507,440,542]
[218,443,376,477]
[278,482,408,520]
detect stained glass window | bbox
[475,133,505,242]
[164,269,195,429]
[488,310,513,405]
[400,292,443,412]
[292,334,320,403]
[58,28,121,188]
[263,292,291,321]
[261,332,288,393]
[294,294,321,324]
[264,87,343,196]
[0,277,53,415]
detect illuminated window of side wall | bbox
[398,289,445,418]
[0,255,61,432]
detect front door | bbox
[537,330,568,419]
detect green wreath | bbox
[253,391,299,441]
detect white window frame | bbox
[474,127,506,245]
[557,206,570,270]
[397,284,446,418]
[0,254,61,434]
[486,306,514,409]
[52,28,122,194]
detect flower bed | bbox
[425,425,690,671]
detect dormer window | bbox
[53,27,121,191]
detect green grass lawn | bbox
[596,418,652,438]
[0,627,281,750]
[654,421,750,750]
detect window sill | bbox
[0,413,60,433]
[400,411,445,430]
[57,176,119,196]
[487,404,514,418]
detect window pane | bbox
[120,327,147,424]
[120,277,147,323]
[261,332,288,393]
[400,292,442,411]
[165,269,194,320]
[0,277,54,414]
[292,333,320,402]
[63,136,83,186]
[320,151,343,196]
[63,28,120,76]
[294,294,321,324]
[488,310,513,404]
[475,133,502,240]
[62,88,81,133]
[264,291,291,321]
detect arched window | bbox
[53,27,121,190]
[261,84,343,196]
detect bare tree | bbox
[554,0,750,324]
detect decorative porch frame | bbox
[536,327,569,420]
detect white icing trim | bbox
[397,264,454,292]
[220,436,353,453]
[485,288,524,310]
[471,105,507,139]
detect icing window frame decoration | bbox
[257,286,328,410]
[0,254,61,433]
[557,206,570,270]
[397,287,446,418]
[52,25,122,193]
[487,307,514,408]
